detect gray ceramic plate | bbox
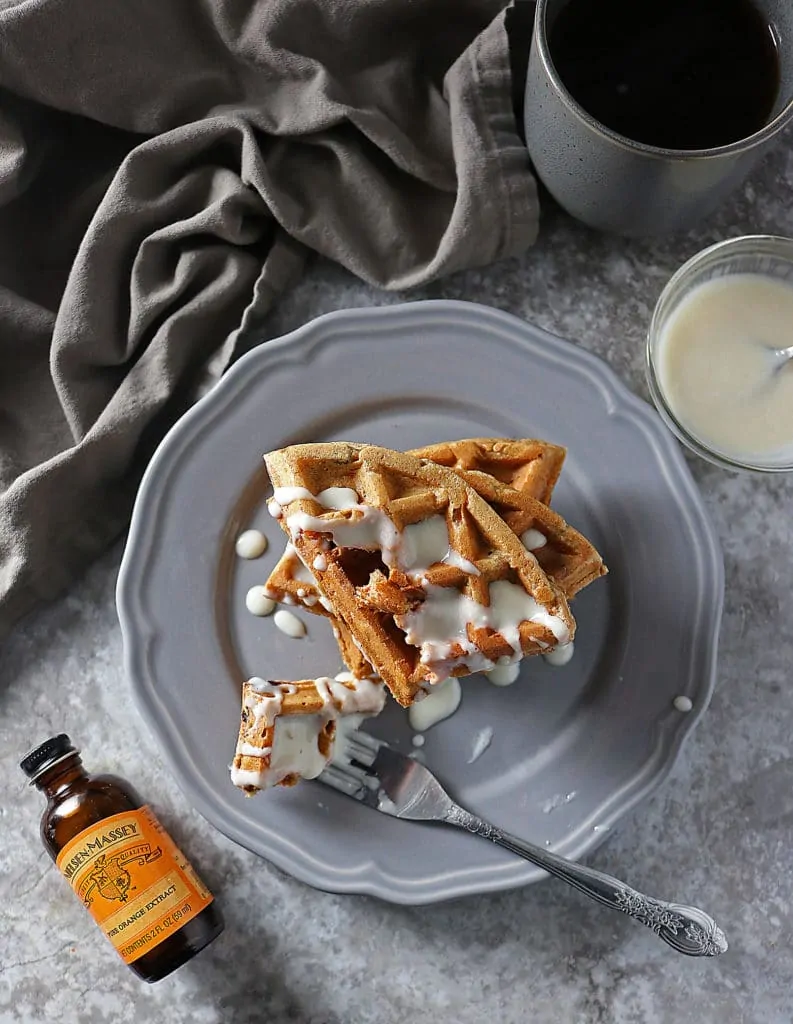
[117,300,723,904]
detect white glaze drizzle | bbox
[407,678,462,731]
[521,528,547,551]
[273,609,306,638]
[235,529,268,559]
[245,587,276,617]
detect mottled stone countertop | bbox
[2,137,793,1024]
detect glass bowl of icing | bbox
[647,235,793,473]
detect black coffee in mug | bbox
[548,0,780,150]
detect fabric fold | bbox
[0,0,538,642]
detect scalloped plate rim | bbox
[117,299,724,904]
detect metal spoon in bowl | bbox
[771,343,793,372]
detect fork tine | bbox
[319,763,366,797]
[319,728,446,823]
[329,755,370,783]
[338,728,381,768]
[349,727,382,752]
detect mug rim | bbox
[533,0,793,161]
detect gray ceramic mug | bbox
[524,0,793,236]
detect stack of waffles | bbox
[231,439,606,794]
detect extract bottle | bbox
[21,734,224,982]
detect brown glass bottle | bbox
[21,735,224,982]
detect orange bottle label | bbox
[55,805,213,964]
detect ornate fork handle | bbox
[445,807,727,957]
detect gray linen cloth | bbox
[0,0,539,641]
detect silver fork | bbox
[319,730,728,958]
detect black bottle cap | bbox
[20,734,79,782]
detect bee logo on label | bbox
[81,843,162,905]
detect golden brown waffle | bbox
[263,438,568,651]
[230,674,385,793]
[449,470,607,598]
[263,544,372,677]
[330,622,373,679]
[263,439,602,678]
[264,543,333,615]
[409,438,565,506]
[265,442,576,706]
[263,438,567,678]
